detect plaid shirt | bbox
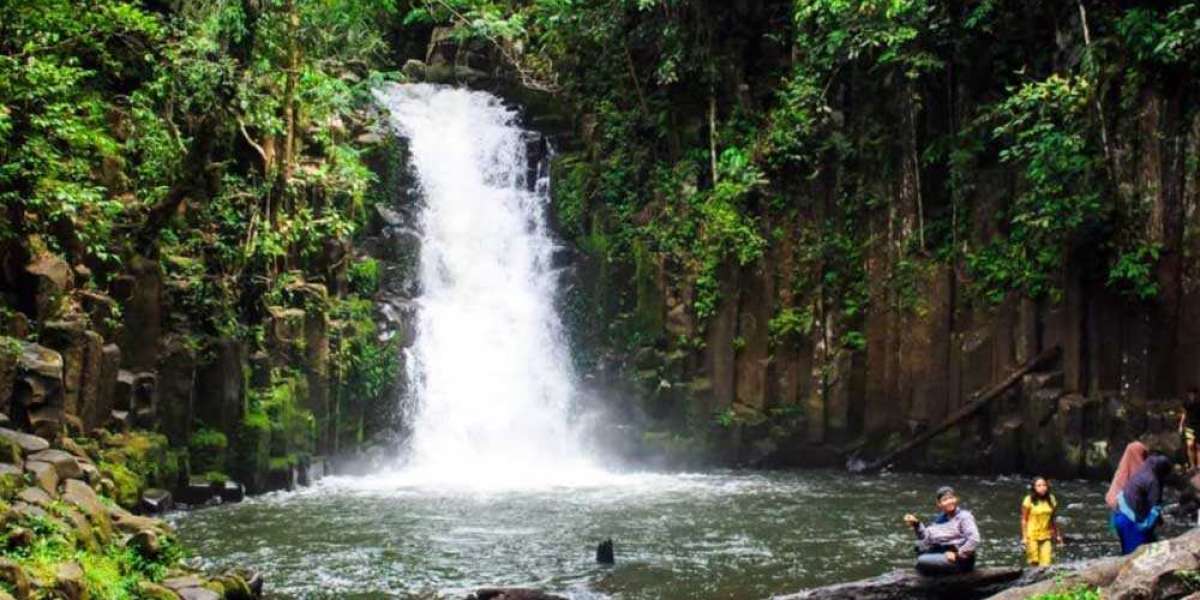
[915,509,980,556]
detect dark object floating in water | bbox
[596,539,614,564]
[468,589,567,600]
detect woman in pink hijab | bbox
[1106,441,1149,509]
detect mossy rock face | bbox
[98,431,180,498]
[0,440,22,466]
[0,558,30,599]
[211,574,253,600]
[188,429,228,475]
[97,461,142,508]
[231,412,270,494]
[137,582,180,600]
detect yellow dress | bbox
[1022,494,1056,566]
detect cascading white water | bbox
[374,83,595,487]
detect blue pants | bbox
[915,547,975,575]
[1112,511,1156,555]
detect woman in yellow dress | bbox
[1021,476,1063,566]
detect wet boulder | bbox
[235,568,264,597]
[137,488,174,515]
[204,572,257,600]
[176,477,222,507]
[218,480,245,504]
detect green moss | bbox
[631,239,664,335]
[0,440,22,466]
[0,470,23,501]
[579,217,611,258]
[202,471,228,485]
[257,373,316,460]
[550,153,591,237]
[268,454,299,471]
[97,461,142,508]
[0,337,20,362]
[232,409,270,484]
[187,428,228,475]
[347,257,380,296]
[212,573,253,599]
[1029,586,1101,600]
[0,514,183,599]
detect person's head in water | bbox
[936,486,959,514]
[1029,476,1052,505]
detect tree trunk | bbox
[280,0,299,185]
[855,346,1061,473]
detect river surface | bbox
[172,469,1117,599]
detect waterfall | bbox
[374,83,594,486]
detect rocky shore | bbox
[0,425,260,599]
[778,527,1200,600]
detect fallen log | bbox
[772,567,1027,600]
[853,346,1061,473]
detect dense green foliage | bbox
[2,0,405,471]
[407,0,1199,345]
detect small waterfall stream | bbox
[374,83,594,486]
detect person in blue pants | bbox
[904,486,980,575]
[1112,454,1172,555]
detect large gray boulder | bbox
[27,449,82,480]
[0,428,49,455]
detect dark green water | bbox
[171,470,1118,599]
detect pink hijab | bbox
[1106,441,1149,509]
